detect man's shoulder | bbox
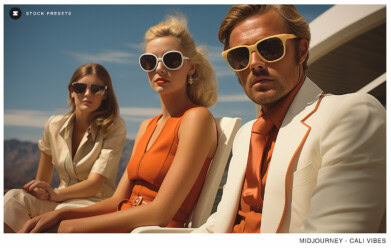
[308,92,386,130]
[320,92,384,113]
[322,92,380,104]
[300,78,382,109]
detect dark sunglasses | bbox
[222,33,297,71]
[139,50,190,72]
[71,82,107,96]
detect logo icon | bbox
[10,8,22,20]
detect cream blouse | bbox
[38,113,126,200]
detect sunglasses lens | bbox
[72,83,105,95]
[163,52,183,70]
[90,85,106,95]
[227,47,250,71]
[72,83,87,94]
[257,37,284,62]
[140,54,157,71]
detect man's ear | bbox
[299,39,309,65]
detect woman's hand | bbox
[32,187,49,200]
[23,180,61,202]
[18,210,62,233]
[23,180,48,200]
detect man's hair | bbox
[218,5,311,74]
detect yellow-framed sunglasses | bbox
[221,33,297,71]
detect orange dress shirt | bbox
[233,79,304,233]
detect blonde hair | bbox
[145,15,218,107]
[67,63,119,135]
[219,5,311,74]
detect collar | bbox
[59,113,75,139]
[87,121,99,142]
[59,113,99,142]
[259,77,305,129]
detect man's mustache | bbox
[252,67,270,77]
[235,67,271,86]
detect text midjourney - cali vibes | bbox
[299,237,386,244]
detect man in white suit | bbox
[194,5,386,233]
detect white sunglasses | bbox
[139,50,190,72]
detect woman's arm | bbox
[53,173,104,201]
[26,117,127,202]
[24,115,56,199]
[35,152,54,183]
[22,152,54,200]
[25,173,106,202]
[56,108,217,232]
[20,118,150,233]
[19,170,133,233]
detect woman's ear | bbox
[188,63,196,76]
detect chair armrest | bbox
[131,226,196,233]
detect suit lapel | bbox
[261,78,323,233]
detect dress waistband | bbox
[117,192,188,227]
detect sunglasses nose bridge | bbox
[155,57,166,72]
[82,85,93,96]
[247,44,258,55]
[246,43,265,66]
[249,48,266,68]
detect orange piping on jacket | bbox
[276,93,324,233]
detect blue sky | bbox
[4,4,332,142]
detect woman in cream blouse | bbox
[4,63,126,232]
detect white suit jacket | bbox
[195,78,386,233]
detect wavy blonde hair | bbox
[67,63,119,135]
[145,15,218,107]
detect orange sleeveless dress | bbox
[117,107,217,227]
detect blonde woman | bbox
[4,63,126,233]
[19,15,219,233]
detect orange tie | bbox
[243,116,274,206]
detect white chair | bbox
[131,117,242,233]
